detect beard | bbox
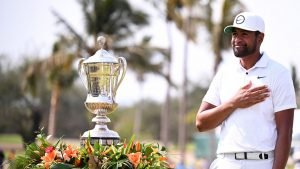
[233,39,257,58]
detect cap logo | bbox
[235,15,245,24]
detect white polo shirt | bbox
[203,52,297,154]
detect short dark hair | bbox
[255,31,261,36]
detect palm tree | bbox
[164,0,245,164]
[22,36,78,137]
[147,0,183,148]
[117,37,167,138]
[78,0,149,52]
[53,0,168,138]
[46,36,78,136]
[172,0,199,165]
[20,57,45,143]
[150,0,205,164]
[161,0,183,148]
[210,0,245,73]
[0,57,44,145]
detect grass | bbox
[0,134,23,144]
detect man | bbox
[195,12,297,169]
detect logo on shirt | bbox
[257,76,266,79]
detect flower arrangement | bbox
[9,131,174,169]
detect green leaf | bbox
[25,143,42,160]
[93,140,100,151]
[111,145,117,154]
[144,146,153,157]
[53,136,64,148]
[50,163,73,169]
[125,135,135,154]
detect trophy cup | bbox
[78,36,127,145]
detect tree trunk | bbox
[161,79,170,145]
[133,81,143,139]
[178,32,189,166]
[48,85,60,137]
[160,21,172,146]
[210,0,226,162]
[212,24,222,74]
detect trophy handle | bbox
[77,58,88,90]
[114,57,127,97]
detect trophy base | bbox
[80,136,120,146]
[80,124,120,146]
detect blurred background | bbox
[1,0,300,168]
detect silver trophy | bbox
[78,36,127,145]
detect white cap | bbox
[224,12,265,33]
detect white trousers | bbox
[209,155,274,169]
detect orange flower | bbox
[123,138,127,148]
[41,146,56,169]
[159,156,167,161]
[85,140,94,154]
[127,152,142,168]
[63,145,78,161]
[135,141,141,152]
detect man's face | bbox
[231,28,261,58]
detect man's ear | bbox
[258,33,264,43]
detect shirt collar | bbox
[235,52,269,71]
[254,52,269,68]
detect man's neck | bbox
[240,52,263,70]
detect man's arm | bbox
[272,109,294,169]
[195,101,235,131]
[196,81,270,131]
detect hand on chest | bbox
[220,71,269,101]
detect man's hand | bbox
[196,81,270,131]
[230,81,270,108]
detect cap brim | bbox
[224,25,234,34]
[224,25,260,34]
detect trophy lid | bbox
[83,36,118,64]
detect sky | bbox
[1,0,300,108]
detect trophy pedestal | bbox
[80,124,120,146]
[80,114,120,146]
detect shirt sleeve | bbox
[202,69,222,106]
[272,69,297,112]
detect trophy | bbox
[78,36,127,145]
